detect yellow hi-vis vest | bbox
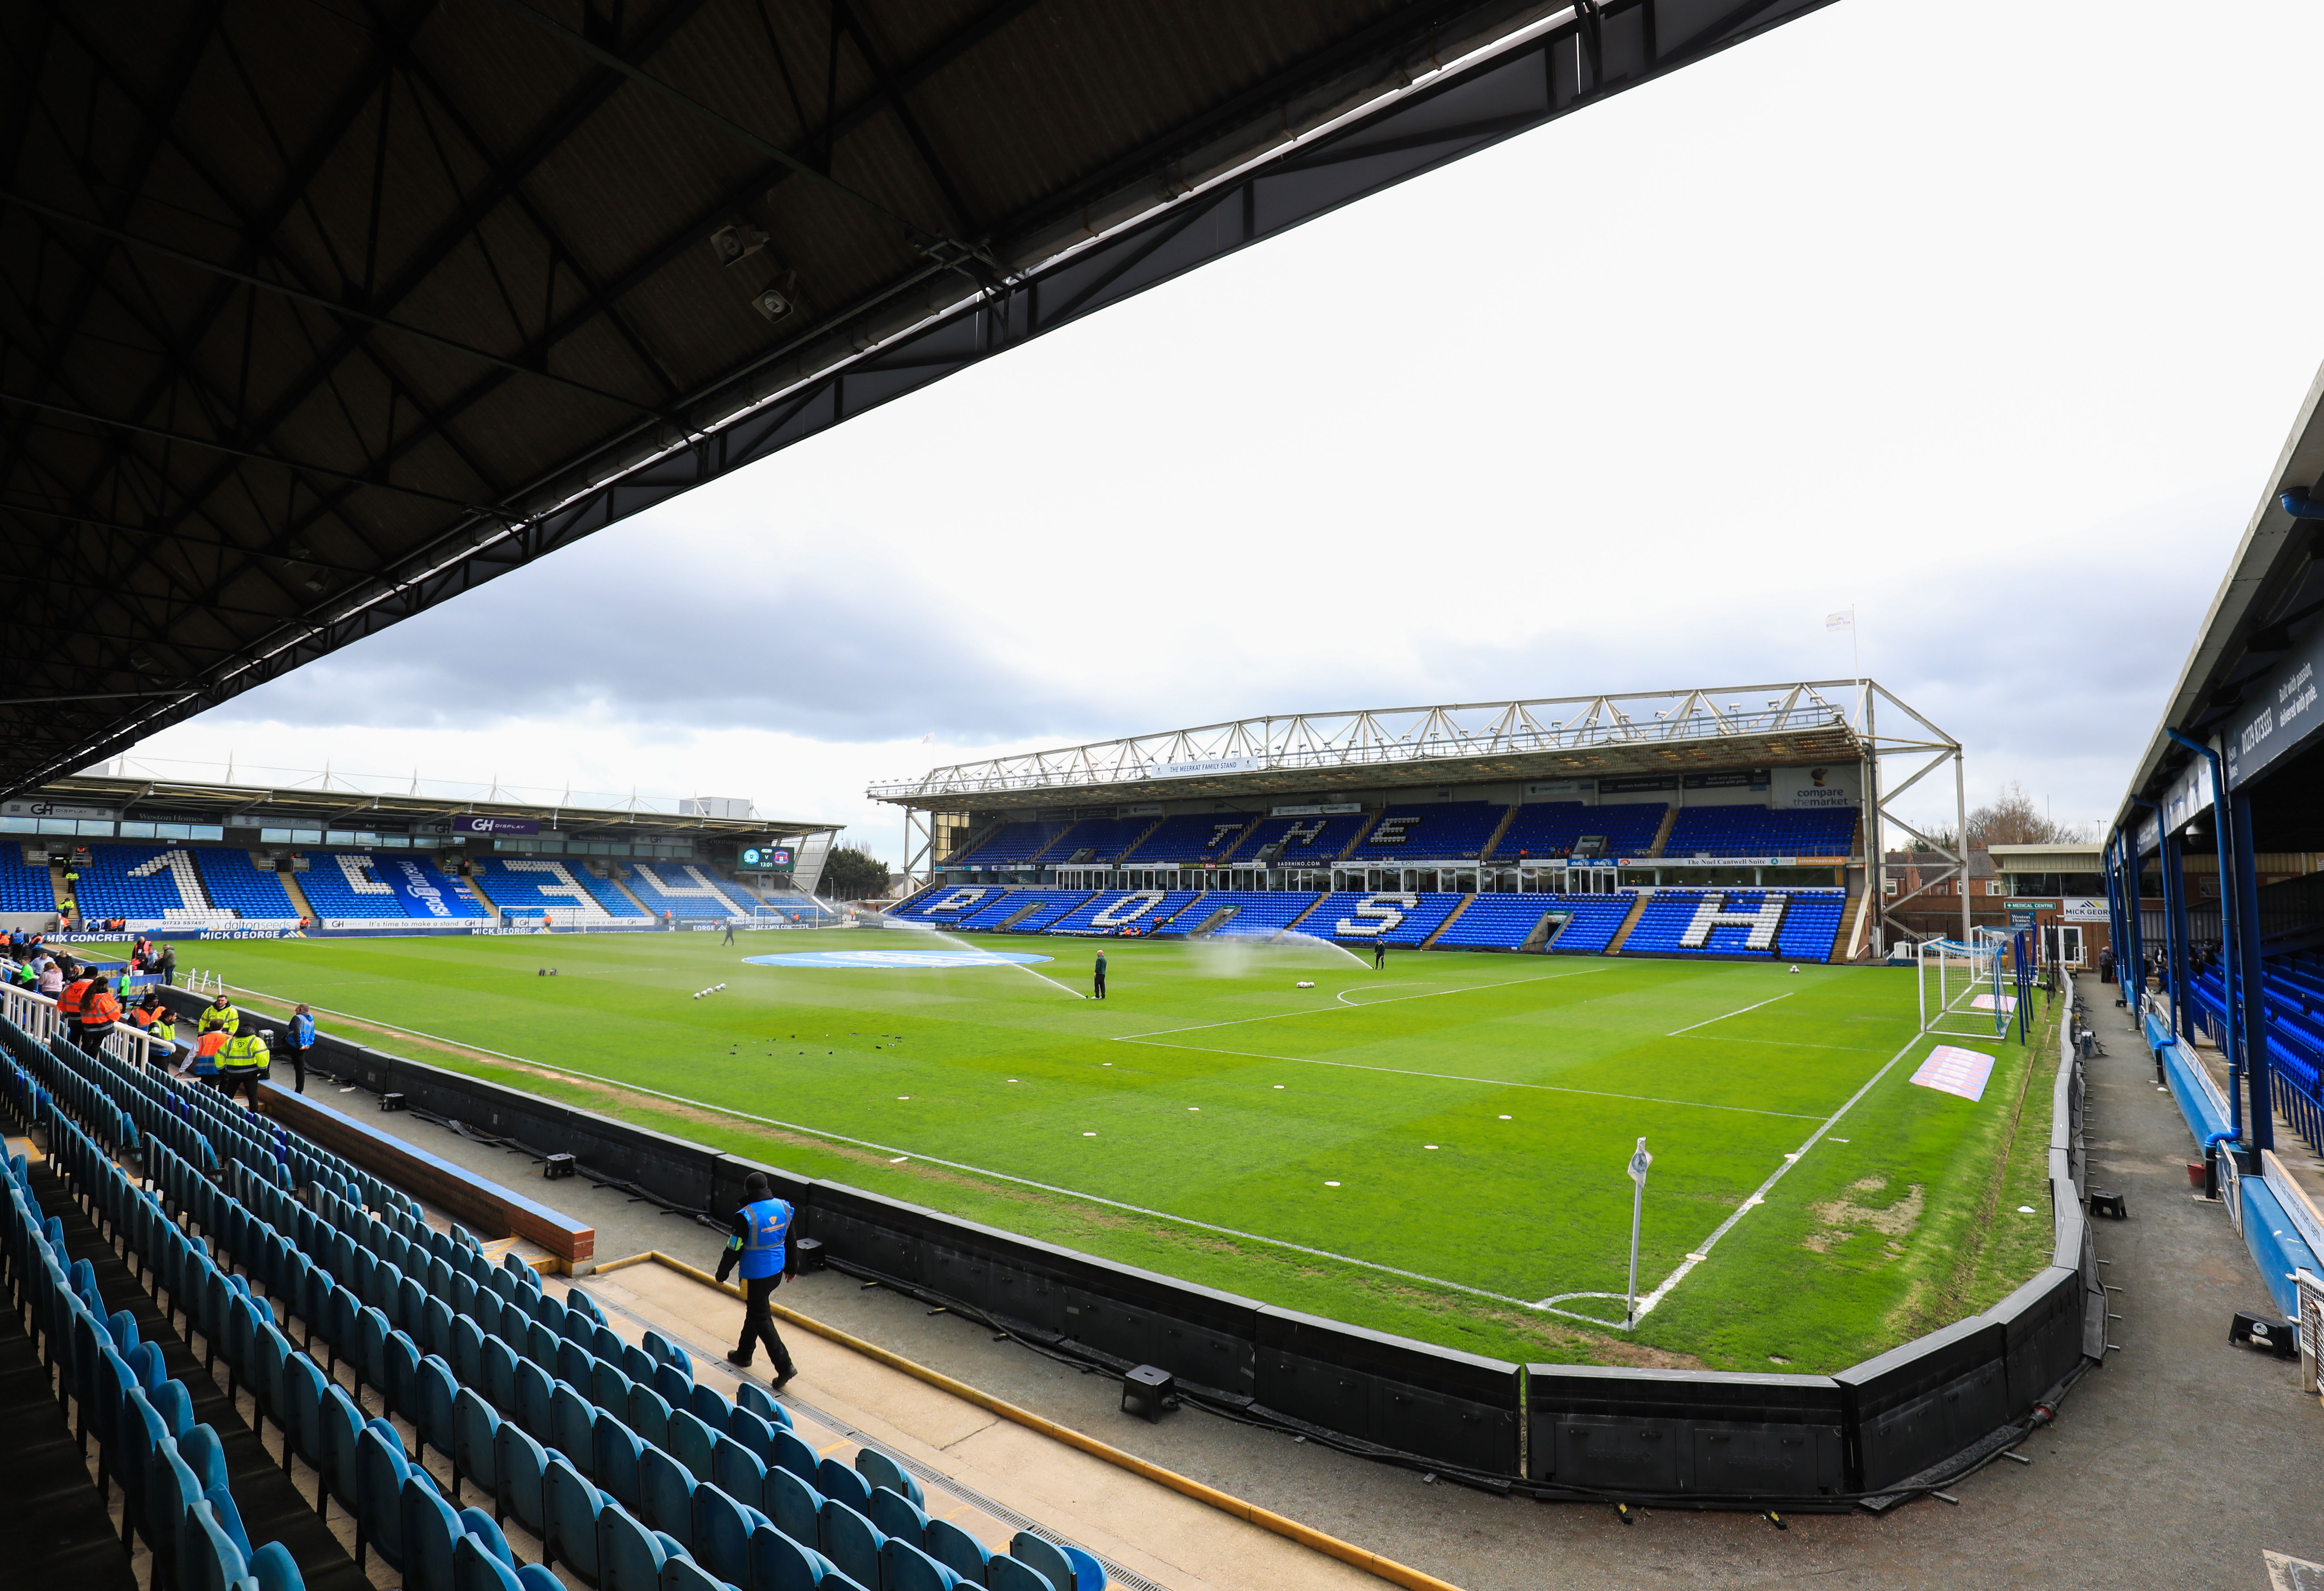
[218,1031,268,1074]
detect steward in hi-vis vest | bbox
[199,996,239,1037]
[714,1172,798,1383]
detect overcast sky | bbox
[124,0,2324,864]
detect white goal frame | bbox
[1917,930,2010,1037]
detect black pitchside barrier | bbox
[152,984,2101,1502]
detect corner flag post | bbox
[1625,1137,1652,1329]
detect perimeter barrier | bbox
[150,984,2101,1508]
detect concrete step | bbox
[1603,891,1654,955]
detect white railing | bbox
[1,982,58,1044]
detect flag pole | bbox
[1625,1136,1652,1328]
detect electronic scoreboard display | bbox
[739,845,793,870]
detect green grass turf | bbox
[168,927,2058,1373]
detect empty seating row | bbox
[1118,815,1253,864]
[1232,814,1367,866]
[3,1077,313,1591]
[625,865,757,921]
[0,841,55,911]
[14,1018,1113,1591]
[1345,804,1505,861]
[945,824,1071,868]
[1037,819,1157,868]
[1298,892,1466,947]
[1041,890,1206,936]
[474,859,647,922]
[1184,892,1325,939]
[959,891,1091,933]
[1660,806,1858,859]
[1620,891,1846,959]
[191,850,301,920]
[1486,803,1665,861]
[1429,893,1635,953]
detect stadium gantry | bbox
[2105,355,2324,1330]
[867,678,1971,960]
[0,0,1837,800]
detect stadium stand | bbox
[189,848,301,920]
[893,885,1005,922]
[0,1009,1118,1591]
[1659,805,1858,858]
[1040,817,1158,866]
[77,844,216,926]
[1345,803,1505,861]
[296,851,412,920]
[0,840,53,912]
[959,889,1091,932]
[1619,890,1847,959]
[1431,892,1637,954]
[1486,802,1666,860]
[296,851,489,922]
[1119,814,1255,864]
[626,863,758,921]
[474,856,647,921]
[1234,814,1368,867]
[381,852,490,920]
[1176,891,1325,939]
[946,821,1071,868]
[1300,892,1466,946]
[1043,889,1206,936]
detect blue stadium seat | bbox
[1345,803,1507,861]
[191,848,300,920]
[0,842,54,912]
[1176,891,1323,939]
[947,821,1073,868]
[1232,814,1367,867]
[475,857,647,923]
[1486,803,1666,862]
[1298,892,1465,946]
[1037,817,1159,867]
[1118,814,1256,864]
[1660,805,1859,859]
[1043,889,1206,936]
[625,863,758,921]
[1430,893,1636,954]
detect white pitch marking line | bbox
[1615,1028,1931,1324]
[1665,990,1795,1037]
[204,975,1548,1309]
[1118,964,1612,1040]
[1118,1037,1823,1120]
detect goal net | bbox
[1917,929,2012,1037]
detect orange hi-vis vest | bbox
[60,978,92,1017]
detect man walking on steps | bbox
[1093,948,1107,1001]
[719,1171,798,1385]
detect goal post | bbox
[1917,932,2010,1037]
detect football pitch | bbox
[160,927,2059,1374]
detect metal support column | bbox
[2231,788,2275,1156]
[2122,817,2145,1015]
[2162,826,2192,1041]
[2167,729,2242,1143]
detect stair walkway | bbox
[1603,891,1655,954]
[1419,893,1476,947]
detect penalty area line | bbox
[1614,1026,1932,1325]
[1664,990,1793,1037]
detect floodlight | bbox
[710,223,768,267]
[750,287,792,323]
